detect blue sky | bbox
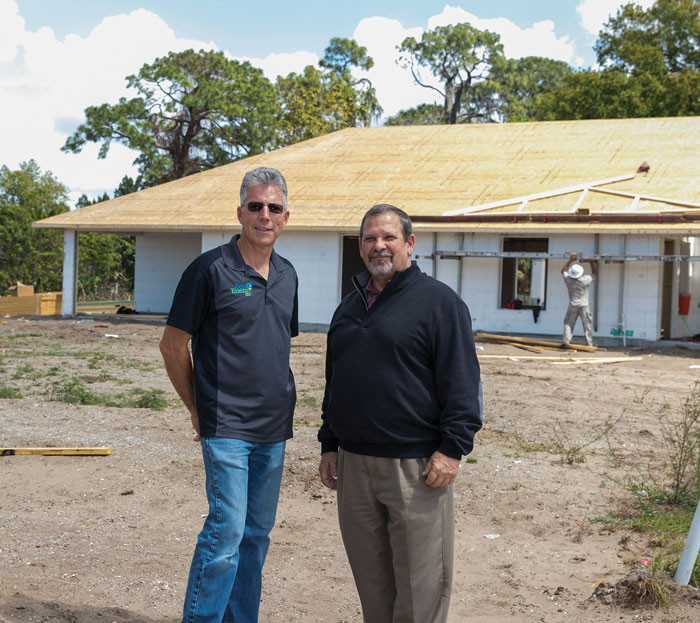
[1,0,653,201]
[15,1,595,61]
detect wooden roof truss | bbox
[442,174,700,217]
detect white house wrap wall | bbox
[135,233,201,314]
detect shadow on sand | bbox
[0,594,179,623]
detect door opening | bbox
[341,236,366,299]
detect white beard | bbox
[368,256,393,276]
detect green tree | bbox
[63,49,280,186]
[596,0,700,74]
[385,103,444,126]
[535,69,668,119]
[537,1,700,120]
[114,174,145,197]
[74,193,135,301]
[397,22,504,123]
[276,38,382,145]
[0,161,68,294]
[482,56,572,122]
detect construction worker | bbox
[561,252,597,348]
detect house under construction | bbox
[35,117,700,343]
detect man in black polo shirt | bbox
[160,166,298,623]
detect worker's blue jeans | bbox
[182,437,285,623]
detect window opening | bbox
[500,238,548,309]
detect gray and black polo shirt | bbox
[167,235,299,442]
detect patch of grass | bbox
[123,388,168,410]
[296,395,318,409]
[593,506,692,534]
[121,361,160,373]
[12,363,36,379]
[6,332,41,340]
[49,379,118,406]
[465,456,478,464]
[654,540,700,588]
[0,385,22,399]
[79,371,115,383]
[48,380,167,410]
[88,352,117,369]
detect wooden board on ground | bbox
[478,355,643,365]
[512,343,546,353]
[476,332,600,352]
[0,447,112,456]
[551,357,643,365]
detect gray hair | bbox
[240,167,288,209]
[359,204,412,241]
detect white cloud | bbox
[0,0,216,202]
[0,0,25,62]
[428,5,579,64]
[353,17,431,120]
[577,0,656,37]
[236,51,319,81]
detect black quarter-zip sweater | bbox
[318,263,482,460]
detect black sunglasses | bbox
[246,201,285,215]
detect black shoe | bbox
[558,343,570,349]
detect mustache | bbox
[369,251,392,259]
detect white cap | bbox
[568,264,584,279]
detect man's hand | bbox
[189,409,200,442]
[422,450,460,488]
[562,252,577,274]
[319,452,338,490]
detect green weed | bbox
[0,385,22,399]
[48,380,168,410]
[49,379,118,406]
[123,388,168,410]
[549,414,622,465]
[597,384,700,588]
[6,332,41,340]
[12,364,36,379]
[514,433,548,453]
[296,395,318,409]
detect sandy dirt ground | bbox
[1,316,700,622]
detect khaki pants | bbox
[337,449,454,623]
[563,304,593,346]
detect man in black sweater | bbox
[318,204,482,623]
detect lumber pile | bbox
[475,332,600,352]
[0,292,62,316]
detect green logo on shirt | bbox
[231,282,253,296]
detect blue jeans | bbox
[182,437,286,623]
